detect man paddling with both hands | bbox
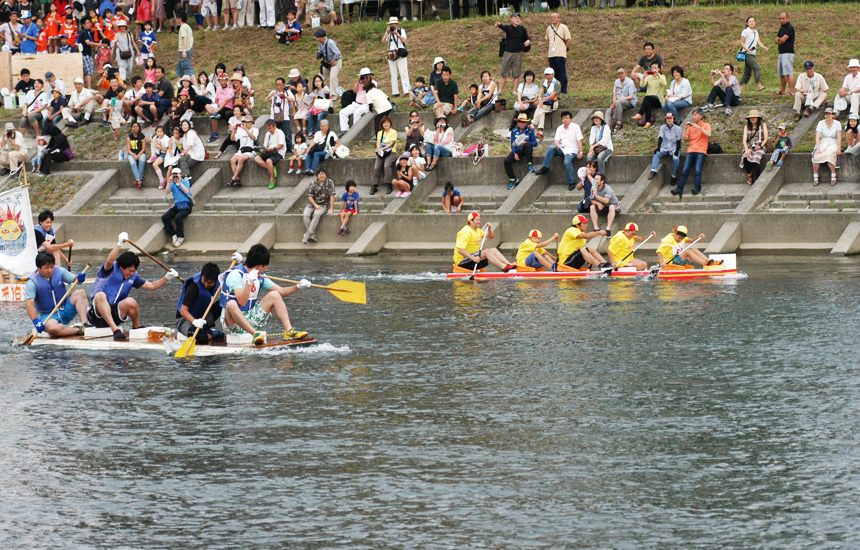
[453,212,516,273]
[87,231,180,341]
[220,244,310,346]
[608,223,656,271]
[176,262,226,345]
[556,215,608,271]
[656,225,722,269]
[25,252,89,337]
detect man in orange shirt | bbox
[671,107,712,198]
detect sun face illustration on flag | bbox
[0,204,27,256]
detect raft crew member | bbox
[556,215,608,271]
[176,262,226,344]
[34,209,73,268]
[656,225,722,268]
[608,223,656,271]
[87,231,180,341]
[25,252,89,337]
[453,211,516,272]
[516,229,558,270]
[220,245,311,346]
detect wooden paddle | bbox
[124,238,184,282]
[469,224,490,281]
[651,235,703,276]
[22,263,91,346]
[175,259,237,358]
[262,275,366,305]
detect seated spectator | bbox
[14,69,35,95]
[407,144,426,181]
[292,80,310,136]
[371,115,398,195]
[170,93,192,132]
[0,123,27,175]
[288,133,308,173]
[177,74,212,113]
[123,76,146,120]
[575,161,597,213]
[534,110,583,190]
[226,116,258,187]
[466,70,497,124]
[432,66,458,119]
[39,125,72,176]
[19,78,50,137]
[662,65,692,121]
[43,88,66,133]
[459,84,479,118]
[704,63,741,116]
[739,110,769,185]
[391,154,417,198]
[286,68,309,95]
[230,71,254,116]
[126,122,148,189]
[533,68,560,139]
[204,73,235,143]
[631,42,663,88]
[302,168,335,245]
[631,60,665,128]
[149,125,170,188]
[61,78,95,127]
[586,111,613,174]
[767,122,792,171]
[425,115,454,172]
[504,113,538,190]
[265,77,294,154]
[844,114,860,156]
[794,61,828,121]
[135,82,162,127]
[308,74,331,136]
[649,113,683,185]
[275,11,301,44]
[161,168,193,248]
[812,107,841,186]
[365,79,393,133]
[510,70,539,130]
[589,172,620,235]
[609,66,637,131]
[339,68,374,135]
[672,108,712,198]
[410,77,435,109]
[337,180,359,236]
[429,57,445,89]
[303,119,339,176]
[178,119,205,178]
[834,59,860,120]
[254,119,287,189]
[404,110,425,153]
[307,0,336,27]
[44,72,66,98]
[441,181,463,213]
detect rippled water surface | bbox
[2,256,860,549]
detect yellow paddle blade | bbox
[174,336,196,358]
[326,280,366,304]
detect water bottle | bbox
[118,149,124,161]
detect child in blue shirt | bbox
[410,77,435,108]
[338,180,359,236]
[138,21,156,59]
[58,35,74,53]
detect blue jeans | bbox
[307,111,328,136]
[43,113,62,132]
[276,120,292,154]
[305,150,328,172]
[176,49,194,78]
[129,153,147,181]
[427,144,452,161]
[541,145,577,184]
[676,152,706,192]
[661,99,691,120]
[651,150,681,178]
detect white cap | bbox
[577,166,587,180]
[73,77,84,84]
[433,57,445,66]
[544,67,554,75]
[358,67,373,76]
[172,167,182,174]
[4,122,14,131]
[849,59,860,69]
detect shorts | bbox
[110,117,125,130]
[223,0,238,9]
[501,51,522,79]
[201,0,217,16]
[39,304,77,326]
[777,53,795,76]
[259,150,282,164]
[82,54,94,76]
[524,253,544,269]
[86,303,129,328]
[562,249,586,269]
[221,301,271,334]
[458,257,488,270]
[342,208,357,214]
[217,106,233,119]
[594,202,621,215]
[189,0,201,6]
[438,102,454,116]
[669,257,694,267]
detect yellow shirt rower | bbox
[656,225,720,268]
[556,215,607,271]
[607,223,656,270]
[453,211,516,272]
[516,229,558,270]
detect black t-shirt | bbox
[500,24,529,53]
[128,132,144,154]
[638,53,663,71]
[34,227,49,248]
[157,77,174,100]
[777,22,795,54]
[14,79,34,94]
[78,28,94,57]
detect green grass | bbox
[28,173,90,212]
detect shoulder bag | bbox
[736,31,756,62]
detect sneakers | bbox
[528,162,535,173]
[725,107,733,116]
[287,167,295,174]
[766,160,773,171]
[502,264,516,273]
[159,178,166,189]
[284,328,309,340]
[308,235,317,243]
[208,132,219,142]
[253,331,265,345]
[536,130,544,140]
[205,26,212,31]
[343,226,350,234]
[302,233,309,244]
[172,234,179,247]
[209,113,221,120]
[113,329,127,341]
[402,191,411,198]
[701,104,713,113]
[337,227,345,236]
[507,178,519,190]
[395,191,404,198]
[648,170,657,180]
[174,236,184,247]
[268,181,276,189]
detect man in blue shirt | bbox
[134,82,162,125]
[649,113,684,185]
[504,112,538,189]
[25,252,89,338]
[18,11,38,55]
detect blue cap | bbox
[314,29,326,38]
[804,61,814,70]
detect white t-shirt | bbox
[842,73,860,94]
[183,130,205,161]
[151,134,170,156]
[386,28,406,51]
[69,88,93,108]
[263,128,287,151]
[236,126,259,150]
[741,28,759,55]
[366,87,392,114]
[554,122,583,155]
[126,86,146,102]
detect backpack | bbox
[707,142,722,155]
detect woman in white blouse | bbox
[585,111,613,175]
[662,65,692,121]
[812,107,842,186]
[178,119,205,178]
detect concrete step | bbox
[661,201,736,212]
[271,242,352,252]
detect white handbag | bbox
[313,98,331,112]
[335,145,350,158]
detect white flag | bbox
[0,186,37,277]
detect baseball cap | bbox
[544,67,554,75]
[314,29,326,38]
[467,211,480,221]
[674,225,688,236]
[529,229,542,239]
[804,61,814,70]
[171,168,182,174]
[778,122,787,129]
[572,215,588,226]
[20,10,31,18]
[73,77,84,84]
[45,71,53,78]
[664,113,675,119]
[625,223,639,232]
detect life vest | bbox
[89,261,139,305]
[34,224,54,247]
[177,272,214,318]
[31,267,66,314]
[218,264,262,312]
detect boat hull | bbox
[447,267,737,280]
[23,333,319,356]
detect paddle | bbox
[608,233,655,273]
[469,224,490,281]
[651,235,703,276]
[124,238,184,282]
[175,259,238,358]
[262,275,367,305]
[22,263,91,346]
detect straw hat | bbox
[591,111,605,123]
[230,72,244,82]
[388,16,399,24]
[746,109,763,119]
[515,113,530,123]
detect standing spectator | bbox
[545,12,570,95]
[534,110,583,191]
[383,17,409,98]
[432,65,459,118]
[672,108,712,198]
[266,77,293,155]
[504,112,537,190]
[176,12,194,78]
[302,168,335,245]
[793,61,828,121]
[586,111,613,174]
[775,12,795,96]
[78,18,100,89]
[161,168,193,248]
[608,66,636,131]
[314,29,341,102]
[258,0,276,30]
[662,66,692,121]
[739,16,768,92]
[739,110,768,185]
[138,20,157,60]
[200,0,219,30]
[339,68,373,135]
[222,0,239,30]
[1,13,22,54]
[254,119,287,189]
[365,80,393,133]
[126,122,148,189]
[704,63,741,116]
[237,0,255,28]
[0,123,27,175]
[812,107,841,186]
[649,113,683,186]
[495,13,530,96]
[533,68,559,140]
[631,42,663,88]
[834,59,860,120]
[178,119,205,177]
[308,0,336,26]
[62,78,95,127]
[112,20,138,81]
[19,10,38,54]
[371,115,397,195]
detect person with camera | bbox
[227,116,259,187]
[703,63,741,116]
[0,123,26,175]
[404,110,425,153]
[314,29,341,103]
[162,168,194,248]
[383,17,410,99]
[495,12,530,97]
[339,68,375,136]
[266,77,294,156]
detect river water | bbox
[1,256,859,549]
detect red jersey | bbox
[60,17,77,46]
[45,12,60,38]
[102,19,115,42]
[36,27,48,52]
